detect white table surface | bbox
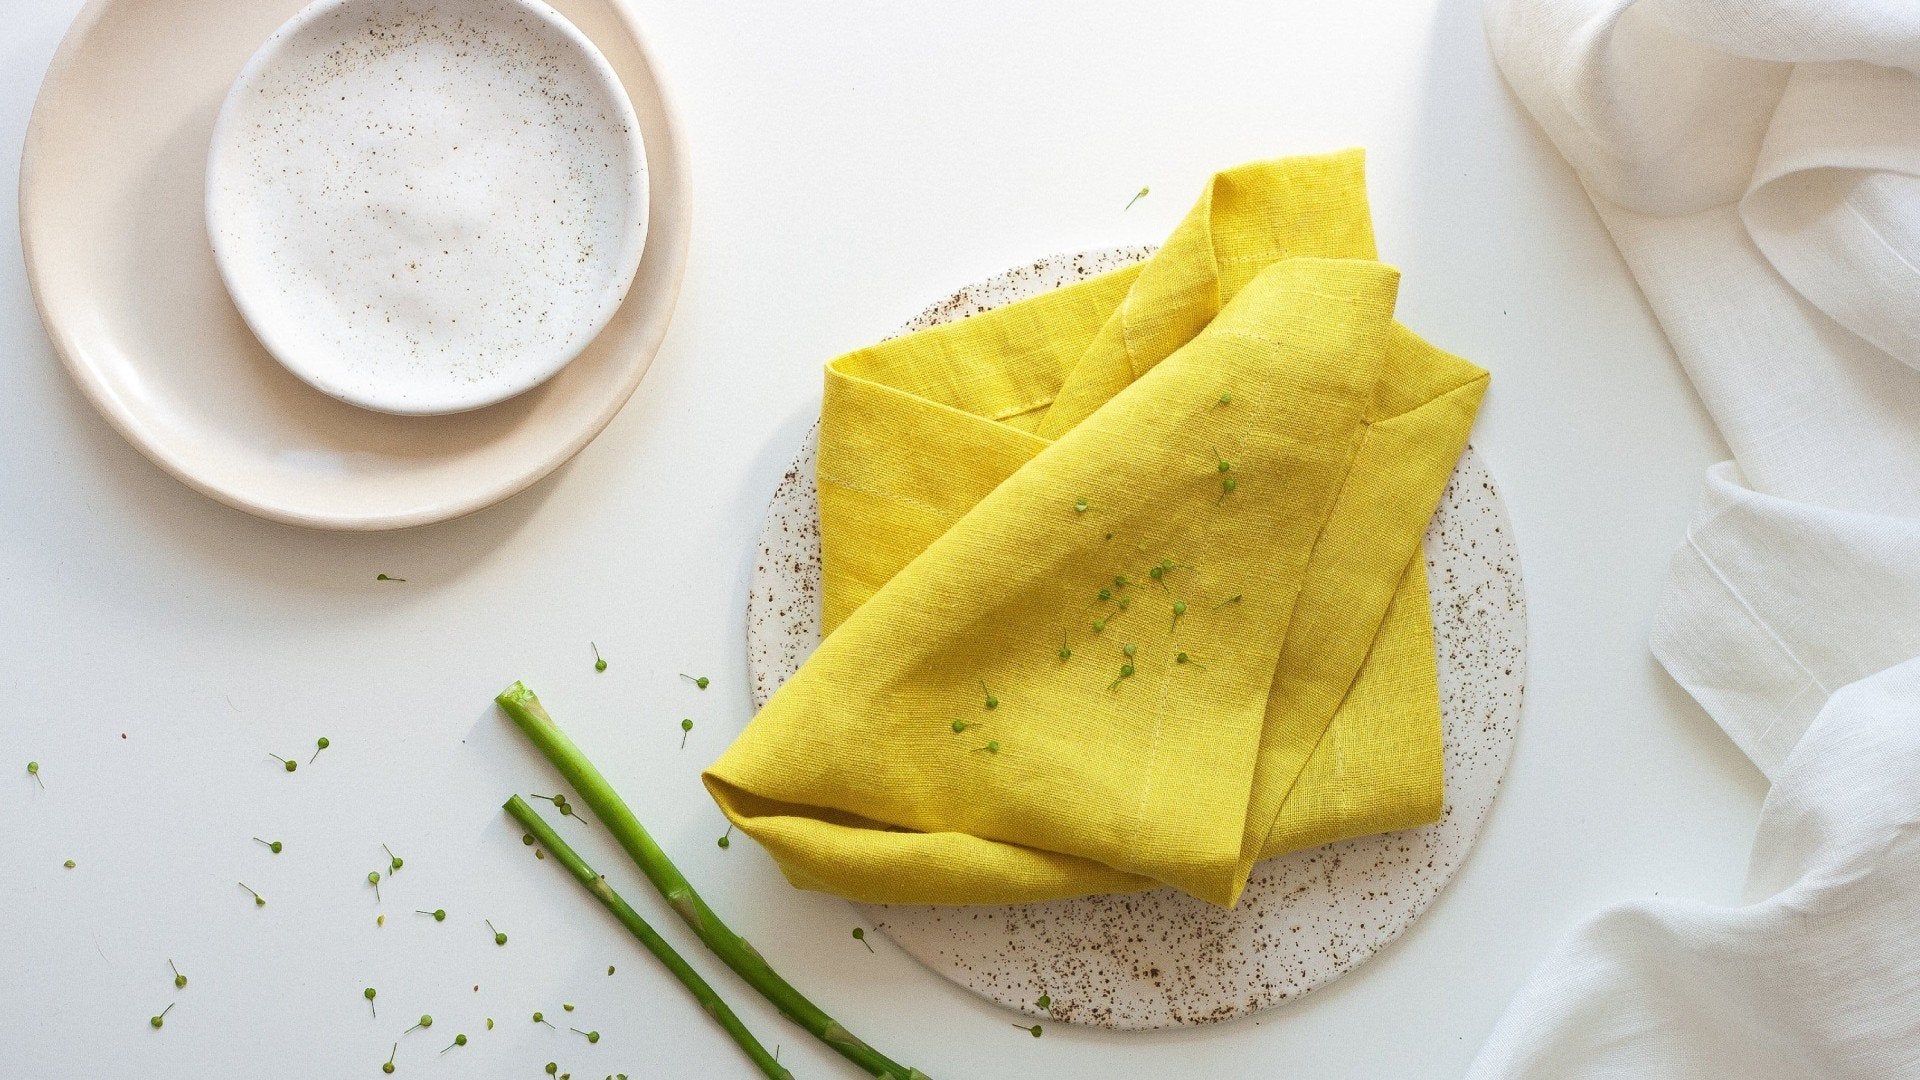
[0,1,1767,1077]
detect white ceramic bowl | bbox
[205,0,649,415]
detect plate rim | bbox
[17,0,692,530]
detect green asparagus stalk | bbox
[505,796,792,1080]
[496,682,930,1080]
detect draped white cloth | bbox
[1475,1,1920,1075]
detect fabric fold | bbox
[706,152,1487,908]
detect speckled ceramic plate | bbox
[21,0,688,528]
[746,248,1526,1029]
[206,0,648,415]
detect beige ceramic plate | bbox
[20,0,690,529]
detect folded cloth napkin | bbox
[705,151,1488,908]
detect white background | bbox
[0,2,1767,1078]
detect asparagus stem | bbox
[505,797,792,1080]
[496,681,930,1080]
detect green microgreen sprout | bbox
[384,844,403,873]
[1175,651,1208,669]
[486,1018,494,1030]
[534,1012,554,1028]
[364,987,377,1017]
[149,1002,174,1029]
[1114,575,1129,589]
[254,837,282,854]
[1219,475,1238,502]
[238,882,265,907]
[523,833,535,846]
[1036,994,1051,1009]
[562,1003,575,1012]
[718,825,734,850]
[1172,600,1187,628]
[383,1042,397,1073]
[973,741,1000,754]
[1147,559,1193,589]
[1124,186,1149,211]
[1091,618,1106,634]
[608,966,615,976]
[1097,587,1112,603]
[1122,642,1136,658]
[592,643,607,672]
[950,719,973,733]
[1215,450,1233,475]
[1215,594,1243,609]
[1109,664,1136,691]
[851,927,873,953]
[980,682,998,710]
[680,674,710,690]
[545,1064,558,1076]
[571,1029,600,1044]
[63,859,75,869]
[1017,1023,1043,1038]
[487,919,507,946]
[1218,391,1232,406]
[268,753,296,773]
[309,736,330,764]
[417,908,447,921]
[26,761,42,788]
[531,792,591,826]
[440,1034,467,1054]
[680,718,693,749]
[406,1015,433,1033]
[367,870,381,902]
[1116,596,1131,610]
[1058,631,1072,661]
[376,574,406,582]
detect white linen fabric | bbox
[1477,1,1920,1076]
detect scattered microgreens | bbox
[418,908,447,921]
[717,826,733,850]
[950,719,973,734]
[1109,664,1136,691]
[364,987,377,1017]
[680,674,710,690]
[440,1034,467,1053]
[563,1003,575,1012]
[487,919,507,946]
[1215,594,1243,609]
[1036,994,1051,1009]
[1091,618,1106,634]
[1122,642,1136,658]
[534,1012,553,1027]
[851,927,873,953]
[1218,391,1232,406]
[169,959,186,989]
[383,1043,397,1074]
[406,1015,433,1033]
[26,761,42,788]
[1097,587,1112,602]
[377,914,386,927]
[1124,186,1149,211]
[486,1018,494,1030]
[1017,1023,1043,1038]
[680,718,693,749]
[980,682,998,710]
[592,643,607,672]
[376,574,406,582]
[571,1029,600,1044]
[238,882,266,907]
[974,741,1000,754]
[385,844,404,873]
[1058,632,1072,661]
[1147,559,1192,588]
[268,753,297,773]
[1219,475,1238,502]
[63,859,75,869]
[367,870,382,902]
[1116,596,1131,610]
[545,1064,557,1076]
[310,736,330,765]
[254,837,283,854]
[149,1003,174,1029]
[1175,652,1208,669]
[1172,600,1187,628]
[1114,576,1129,589]
[523,833,535,846]
[531,792,591,826]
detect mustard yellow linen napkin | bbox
[705,150,1488,908]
